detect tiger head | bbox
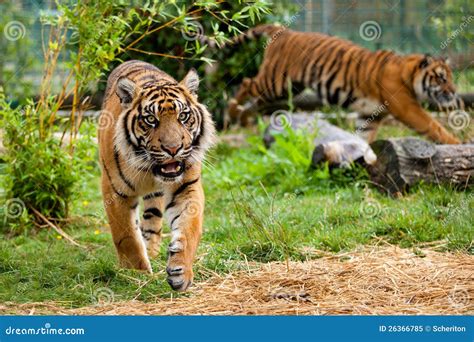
[411,54,462,109]
[114,69,215,182]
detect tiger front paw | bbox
[166,240,194,291]
[116,237,152,273]
[119,254,152,273]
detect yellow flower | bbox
[94,229,100,235]
[82,200,89,206]
[56,235,62,240]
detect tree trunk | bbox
[368,137,474,195]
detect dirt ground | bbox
[2,244,472,315]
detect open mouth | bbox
[153,160,185,178]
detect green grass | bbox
[0,125,472,309]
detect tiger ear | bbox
[116,77,136,105]
[181,68,199,95]
[419,55,433,69]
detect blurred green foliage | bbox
[109,1,299,128]
[0,2,36,102]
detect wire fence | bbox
[291,0,473,69]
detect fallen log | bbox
[264,112,376,168]
[368,137,474,195]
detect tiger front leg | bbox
[140,192,164,258]
[102,179,152,273]
[387,96,460,144]
[165,179,204,291]
[228,77,260,126]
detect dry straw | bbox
[2,245,472,315]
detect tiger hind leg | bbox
[355,114,385,143]
[140,192,164,258]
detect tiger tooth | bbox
[176,165,181,171]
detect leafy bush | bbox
[113,1,299,127]
[0,95,96,227]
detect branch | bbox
[29,206,86,249]
[126,47,195,60]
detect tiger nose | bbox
[162,143,182,156]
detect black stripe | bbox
[116,236,127,248]
[350,49,365,89]
[114,148,136,191]
[101,159,129,199]
[166,178,200,210]
[341,90,357,108]
[142,229,160,235]
[422,73,429,91]
[144,207,163,218]
[170,214,181,228]
[123,109,139,150]
[130,113,141,147]
[316,81,323,101]
[122,67,145,79]
[131,202,139,210]
[342,49,355,90]
[192,107,205,147]
[143,87,161,98]
[267,57,281,99]
[148,92,162,102]
[303,38,334,85]
[325,50,345,104]
[143,191,163,200]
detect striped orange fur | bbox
[99,60,215,291]
[227,25,462,144]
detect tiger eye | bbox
[179,111,190,122]
[144,115,157,127]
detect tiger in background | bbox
[223,24,463,144]
[99,60,215,291]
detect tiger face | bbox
[114,69,215,183]
[413,55,460,109]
